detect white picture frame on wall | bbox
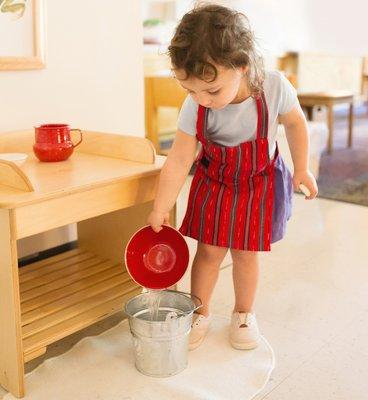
[0,0,46,70]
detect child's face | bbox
[174,65,248,110]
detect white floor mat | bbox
[5,315,275,400]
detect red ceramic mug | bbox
[33,124,83,162]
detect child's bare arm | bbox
[279,104,318,200]
[148,130,198,231]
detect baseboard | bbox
[18,241,78,267]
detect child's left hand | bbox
[292,169,318,200]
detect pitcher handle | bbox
[70,129,83,147]
[165,289,202,312]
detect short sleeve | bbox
[277,72,298,115]
[177,95,198,136]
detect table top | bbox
[0,153,165,208]
[297,91,354,100]
[0,130,165,209]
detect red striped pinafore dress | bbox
[179,92,279,251]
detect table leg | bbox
[301,105,314,120]
[327,104,334,154]
[0,210,25,398]
[306,106,314,120]
[348,102,354,148]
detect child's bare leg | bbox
[230,250,259,313]
[191,242,228,317]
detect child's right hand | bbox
[147,210,170,233]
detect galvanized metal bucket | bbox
[124,289,202,377]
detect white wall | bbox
[0,0,144,134]
[142,0,367,64]
[0,0,144,257]
[302,0,367,56]
[210,0,310,56]
[195,0,367,56]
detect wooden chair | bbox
[144,74,187,155]
[362,56,368,110]
[277,51,298,88]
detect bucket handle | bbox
[164,289,202,312]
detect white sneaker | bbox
[229,311,260,350]
[189,312,211,350]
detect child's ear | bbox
[241,65,249,75]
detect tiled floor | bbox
[1,177,368,399]
[178,177,368,399]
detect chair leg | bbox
[327,104,334,154]
[348,102,354,148]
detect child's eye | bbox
[209,90,220,95]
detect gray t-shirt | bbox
[178,70,298,157]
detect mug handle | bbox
[70,129,83,147]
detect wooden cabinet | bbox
[0,130,174,397]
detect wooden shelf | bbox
[0,128,170,397]
[19,249,141,363]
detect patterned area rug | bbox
[317,106,368,207]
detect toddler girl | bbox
[147,4,318,351]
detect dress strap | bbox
[196,105,207,143]
[255,92,269,140]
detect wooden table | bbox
[0,130,174,398]
[297,91,354,154]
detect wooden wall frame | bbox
[0,0,46,70]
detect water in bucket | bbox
[124,290,201,377]
[146,289,163,321]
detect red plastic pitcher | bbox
[33,124,83,162]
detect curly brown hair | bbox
[168,3,265,96]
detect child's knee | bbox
[196,242,228,263]
[230,249,258,264]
